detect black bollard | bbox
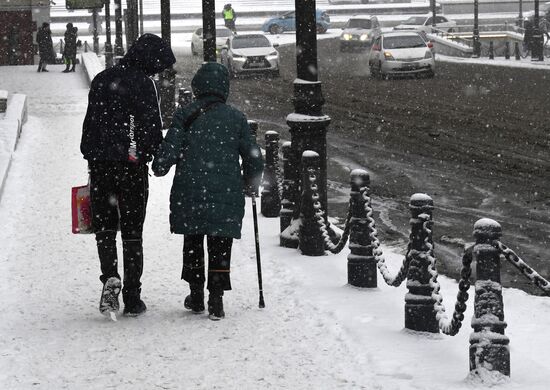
[514,41,521,60]
[248,120,258,139]
[298,151,325,256]
[347,169,377,287]
[404,194,439,333]
[59,39,64,57]
[280,141,294,234]
[261,131,281,218]
[489,41,494,59]
[469,218,510,377]
[505,41,510,60]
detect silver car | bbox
[191,26,234,56]
[220,34,280,77]
[340,15,381,52]
[368,32,435,78]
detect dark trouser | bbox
[37,57,48,71]
[89,161,149,296]
[182,235,233,291]
[224,19,236,33]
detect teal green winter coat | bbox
[152,62,264,238]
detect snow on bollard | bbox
[280,141,294,233]
[347,169,376,287]
[261,131,281,218]
[405,194,439,333]
[298,151,325,256]
[469,218,510,377]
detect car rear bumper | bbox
[232,56,279,74]
[381,59,435,74]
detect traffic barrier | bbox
[261,131,281,218]
[489,41,494,59]
[279,141,294,233]
[263,153,550,378]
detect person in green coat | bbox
[152,62,264,320]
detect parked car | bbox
[261,9,331,35]
[393,15,456,34]
[368,31,435,78]
[220,34,280,77]
[340,15,381,51]
[191,26,234,56]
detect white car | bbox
[368,31,435,78]
[191,26,234,56]
[220,34,280,77]
[393,15,457,34]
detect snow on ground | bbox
[1,65,550,389]
[437,54,550,70]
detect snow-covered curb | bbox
[437,54,550,70]
[81,52,105,85]
[0,93,27,201]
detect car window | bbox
[232,35,271,49]
[403,16,427,25]
[282,11,295,19]
[348,19,372,29]
[195,28,203,36]
[435,16,448,23]
[425,17,433,25]
[383,35,427,49]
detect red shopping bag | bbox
[72,184,93,234]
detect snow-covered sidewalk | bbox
[1,65,549,389]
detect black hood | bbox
[119,33,176,75]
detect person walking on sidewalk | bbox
[36,22,55,72]
[81,34,176,318]
[63,23,79,73]
[222,3,237,33]
[152,62,263,320]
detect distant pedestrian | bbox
[222,3,237,33]
[523,20,534,53]
[152,62,264,321]
[63,23,79,73]
[36,22,55,72]
[81,34,176,319]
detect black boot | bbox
[62,64,70,73]
[123,289,147,317]
[184,283,205,313]
[208,289,225,320]
[70,64,76,72]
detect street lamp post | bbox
[280,0,333,254]
[114,0,124,57]
[92,8,99,54]
[159,0,176,126]
[104,0,114,67]
[202,0,217,62]
[139,0,144,35]
[431,0,436,29]
[518,0,524,27]
[473,0,481,57]
[532,0,544,60]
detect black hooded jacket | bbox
[81,34,176,163]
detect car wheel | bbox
[191,43,198,56]
[426,70,435,79]
[316,24,327,34]
[269,24,282,35]
[272,68,280,78]
[448,28,455,33]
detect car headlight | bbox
[424,50,433,59]
[232,53,244,58]
[360,34,369,41]
[341,33,352,40]
[268,51,278,56]
[383,51,394,60]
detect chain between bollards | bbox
[494,241,550,295]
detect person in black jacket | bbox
[63,23,78,73]
[81,34,176,318]
[36,23,55,72]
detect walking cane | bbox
[251,195,265,308]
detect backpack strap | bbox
[182,100,220,130]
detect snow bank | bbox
[81,52,105,85]
[0,93,27,201]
